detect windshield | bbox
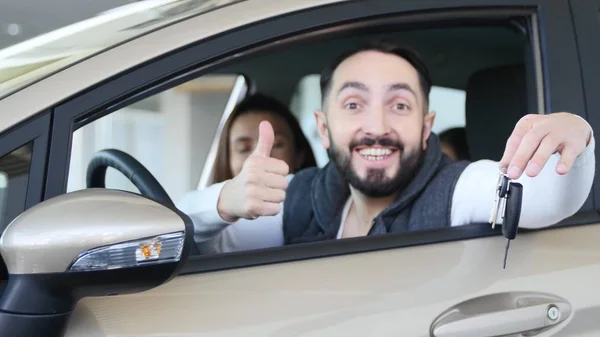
[0,0,247,100]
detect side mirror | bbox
[0,189,193,337]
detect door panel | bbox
[65,225,600,336]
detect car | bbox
[0,0,599,336]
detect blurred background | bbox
[0,0,139,49]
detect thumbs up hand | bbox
[253,120,276,157]
[217,121,290,222]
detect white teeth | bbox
[358,147,393,157]
[358,147,393,160]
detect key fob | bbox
[502,182,523,240]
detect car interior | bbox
[73,20,533,248]
[0,18,537,268]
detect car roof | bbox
[0,0,343,133]
[0,0,247,101]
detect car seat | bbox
[464,64,530,162]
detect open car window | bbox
[64,18,533,249]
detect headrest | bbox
[465,64,528,162]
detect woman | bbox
[179,93,316,255]
[212,92,317,183]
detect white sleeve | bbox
[176,175,292,254]
[451,128,596,229]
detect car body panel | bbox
[0,0,345,134]
[63,224,600,336]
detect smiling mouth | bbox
[356,147,397,161]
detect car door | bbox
[27,0,598,336]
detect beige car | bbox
[1,0,600,336]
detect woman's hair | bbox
[212,93,317,183]
[438,127,471,161]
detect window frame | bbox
[569,0,600,214]
[0,111,51,283]
[43,0,595,276]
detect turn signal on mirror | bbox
[68,231,185,272]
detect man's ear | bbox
[314,109,331,149]
[422,110,436,149]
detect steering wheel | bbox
[86,149,175,208]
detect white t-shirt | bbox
[177,126,596,255]
[337,198,353,239]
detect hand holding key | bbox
[499,113,591,179]
[217,121,290,222]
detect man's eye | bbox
[395,103,409,111]
[345,102,360,110]
[273,141,285,148]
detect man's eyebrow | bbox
[388,82,417,98]
[337,81,369,96]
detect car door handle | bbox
[430,292,572,337]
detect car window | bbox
[67,74,247,201]
[0,143,33,285]
[0,143,33,232]
[62,18,536,259]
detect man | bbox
[178,40,595,253]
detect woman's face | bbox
[228,111,297,177]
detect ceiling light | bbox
[7,23,22,36]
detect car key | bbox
[489,173,510,229]
[501,181,523,269]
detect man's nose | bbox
[363,109,391,136]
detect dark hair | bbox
[212,93,317,183]
[319,39,432,108]
[439,127,471,161]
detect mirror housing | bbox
[0,189,193,337]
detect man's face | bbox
[315,50,435,197]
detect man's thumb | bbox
[253,121,274,157]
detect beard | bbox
[328,133,424,198]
